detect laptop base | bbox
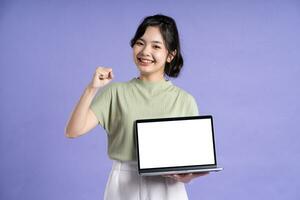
[139,167,223,176]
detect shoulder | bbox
[101,81,129,91]
[170,84,196,101]
[98,80,135,97]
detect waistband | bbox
[112,160,138,172]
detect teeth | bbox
[139,58,153,63]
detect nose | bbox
[140,44,151,56]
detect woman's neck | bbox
[138,74,165,82]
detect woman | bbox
[65,14,208,200]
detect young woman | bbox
[65,14,208,200]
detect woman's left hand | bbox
[163,172,209,183]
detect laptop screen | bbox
[136,116,216,170]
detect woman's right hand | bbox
[89,67,114,88]
[66,67,112,138]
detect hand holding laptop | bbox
[163,172,210,183]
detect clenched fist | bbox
[89,67,114,88]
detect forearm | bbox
[65,85,99,137]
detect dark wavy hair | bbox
[130,14,184,78]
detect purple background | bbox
[1,0,300,199]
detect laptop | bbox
[135,115,223,176]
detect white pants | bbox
[104,160,189,200]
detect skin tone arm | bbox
[65,67,114,138]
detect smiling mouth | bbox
[138,57,154,64]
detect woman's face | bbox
[133,26,173,80]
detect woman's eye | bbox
[136,41,143,45]
[153,45,161,49]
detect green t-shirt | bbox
[90,78,199,161]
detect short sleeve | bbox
[90,84,113,130]
[186,95,199,116]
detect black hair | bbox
[130,14,184,78]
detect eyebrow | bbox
[138,38,163,45]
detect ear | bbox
[167,50,177,63]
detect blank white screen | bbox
[137,118,215,169]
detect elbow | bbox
[65,127,79,139]
[65,132,76,138]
